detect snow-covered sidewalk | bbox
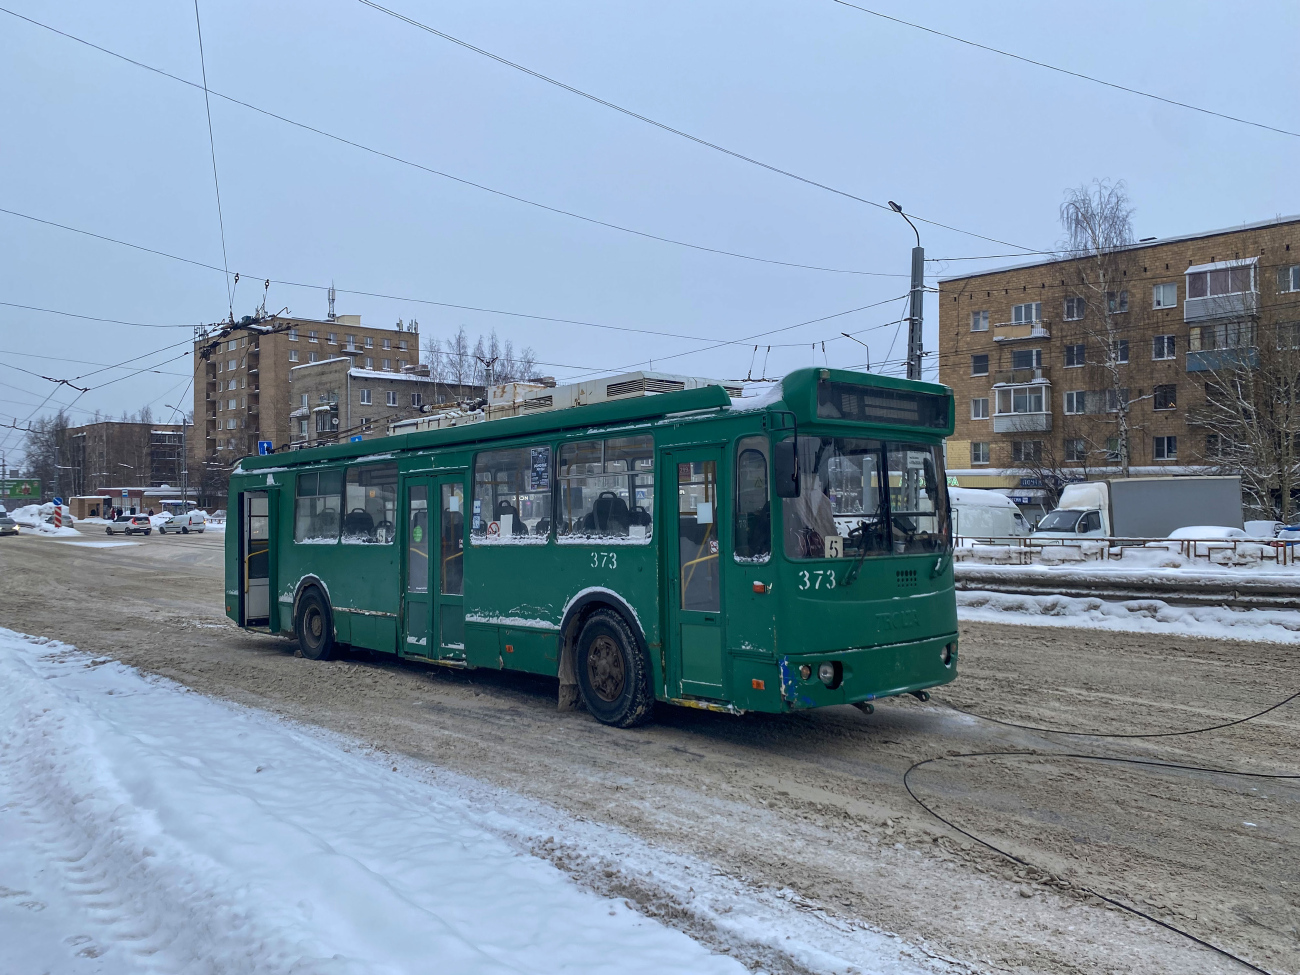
[0,629,745,975]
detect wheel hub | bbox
[587,634,626,702]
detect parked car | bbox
[1245,520,1284,538]
[0,514,18,537]
[1164,525,1250,557]
[950,488,1029,542]
[158,510,206,534]
[106,513,152,536]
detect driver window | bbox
[557,435,654,541]
[733,436,770,562]
[1079,510,1101,533]
[342,463,397,544]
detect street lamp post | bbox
[888,201,925,382]
[164,405,189,508]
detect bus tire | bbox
[575,608,653,728]
[295,588,335,661]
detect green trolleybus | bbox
[225,368,958,726]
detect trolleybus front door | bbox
[668,448,726,698]
[242,491,270,626]
[402,476,466,661]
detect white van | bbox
[158,509,206,534]
[950,488,1030,543]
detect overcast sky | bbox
[1,0,1296,463]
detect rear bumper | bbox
[778,633,958,709]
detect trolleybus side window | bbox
[472,446,551,541]
[557,435,654,541]
[342,463,397,544]
[885,444,950,554]
[782,438,888,560]
[441,483,464,594]
[407,485,429,592]
[733,436,770,562]
[294,469,342,543]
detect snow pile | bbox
[9,502,74,532]
[958,590,1300,644]
[0,629,748,975]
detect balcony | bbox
[992,320,1051,342]
[993,366,1051,385]
[1184,291,1257,323]
[1186,348,1259,373]
[993,412,1052,434]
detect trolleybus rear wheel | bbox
[575,608,653,728]
[296,588,335,661]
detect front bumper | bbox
[778,632,958,709]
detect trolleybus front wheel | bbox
[295,588,335,661]
[575,608,653,728]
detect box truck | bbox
[1031,476,1244,539]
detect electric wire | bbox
[191,1,233,319]
[827,0,1300,141]
[356,0,1038,253]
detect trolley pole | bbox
[889,201,925,381]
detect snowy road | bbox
[0,628,745,974]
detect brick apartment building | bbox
[289,355,483,447]
[192,313,420,468]
[61,420,185,496]
[938,214,1300,517]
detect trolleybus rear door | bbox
[402,480,433,657]
[242,491,270,626]
[668,448,726,698]
[433,476,466,658]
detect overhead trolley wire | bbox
[827,0,1300,141]
[0,8,930,281]
[355,0,1040,254]
[191,0,233,319]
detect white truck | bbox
[1031,475,1244,539]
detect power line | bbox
[0,299,196,330]
[356,0,1040,253]
[828,0,1300,141]
[0,10,931,281]
[192,0,233,318]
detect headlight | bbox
[817,662,836,685]
[799,664,812,680]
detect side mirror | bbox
[773,440,800,498]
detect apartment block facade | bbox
[62,420,186,497]
[938,215,1300,513]
[192,313,419,468]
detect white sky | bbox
[1,0,1296,463]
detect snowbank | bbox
[958,590,1300,644]
[0,629,747,975]
[9,502,74,532]
[955,560,1300,590]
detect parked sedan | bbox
[0,514,18,537]
[106,513,152,536]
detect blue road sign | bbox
[257,441,273,455]
[350,435,364,442]
[52,496,63,506]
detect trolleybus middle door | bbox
[243,491,270,626]
[668,448,726,698]
[433,476,466,659]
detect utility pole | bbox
[889,201,925,381]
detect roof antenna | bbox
[327,281,336,321]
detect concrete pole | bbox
[906,244,925,381]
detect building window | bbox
[1153,384,1177,410]
[995,385,1046,415]
[1063,297,1085,321]
[1187,264,1254,299]
[315,411,333,434]
[1106,290,1129,314]
[298,418,308,437]
[327,332,337,344]
[227,398,236,410]
[1152,335,1176,359]
[1011,348,1042,370]
[360,388,372,405]
[386,391,397,407]
[382,358,392,370]
[1190,322,1256,351]
[345,335,356,349]
[971,397,989,420]
[971,354,989,376]
[398,339,408,351]
[970,442,989,465]
[1065,439,1087,462]
[411,392,423,407]
[1204,434,1224,458]
[382,338,391,350]
[1064,390,1087,415]
[970,310,989,332]
[308,351,318,363]
[365,357,374,369]
[397,359,408,370]
[1153,283,1178,308]
[308,330,318,343]
[228,379,237,390]
[226,418,236,430]
[1111,339,1129,363]
[1011,440,1042,463]
[1279,266,1300,293]
[1106,388,1131,413]
[288,328,299,341]
[227,359,237,371]
[1154,436,1178,461]
[289,349,299,362]
[1064,343,1085,367]
[1011,302,1041,324]
[1277,322,1300,350]
[365,337,374,349]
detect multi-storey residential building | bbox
[289,354,483,447]
[938,215,1300,518]
[61,420,186,496]
[192,313,419,467]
